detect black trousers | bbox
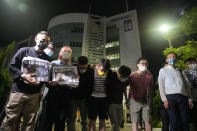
[190,101,197,130]
[161,102,169,131]
[35,87,71,131]
[166,94,189,131]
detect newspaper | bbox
[52,66,79,88]
[21,56,51,82]
[188,70,197,86]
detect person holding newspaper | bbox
[0,31,51,131]
[183,58,197,130]
[41,46,79,131]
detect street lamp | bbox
[159,25,172,47]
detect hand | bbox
[91,64,97,69]
[189,100,194,109]
[163,101,169,109]
[21,73,40,85]
[49,81,58,86]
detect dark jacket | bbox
[9,47,50,94]
[106,71,128,104]
[72,65,94,99]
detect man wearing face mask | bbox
[183,58,197,130]
[44,42,55,58]
[158,52,193,131]
[67,56,94,131]
[0,31,50,131]
[106,65,131,131]
[34,42,55,131]
[128,57,153,131]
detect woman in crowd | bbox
[88,58,112,131]
[35,46,74,131]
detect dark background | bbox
[0,0,196,78]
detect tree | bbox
[0,42,15,115]
[163,40,197,69]
[178,7,197,38]
[162,7,197,68]
[156,7,197,128]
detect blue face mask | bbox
[119,77,127,83]
[168,58,176,65]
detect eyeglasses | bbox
[139,62,148,65]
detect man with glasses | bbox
[128,57,153,131]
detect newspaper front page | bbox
[21,56,51,82]
[52,66,79,88]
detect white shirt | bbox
[158,65,188,102]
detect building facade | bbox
[48,13,105,64]
[106,10,141,70]
[47,11,141,70]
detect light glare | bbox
[159,25,170,33]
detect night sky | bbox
[0,0,196,78]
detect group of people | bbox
[158,52,197,131]
[0,31,196,131]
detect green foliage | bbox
[161,7,197,47]
[178,7,197,37]
[163,41,197,69]
[0,42,15,109]
[151,89,162,127]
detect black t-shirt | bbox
[107,72,129,104]
[9,47,50,94]
[71,65,94,99]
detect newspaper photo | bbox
[21,56,51,82]
[52,66,79,88]
[188,70,197,86]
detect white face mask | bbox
[139,65,147,72]
[44,49,54,57]
[119,77,127,83]
[62,52,71,60]
[189,64,197,70]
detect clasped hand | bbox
[21,73,40,85]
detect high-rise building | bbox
[105,10,141,70]
[47,10,141,70]
[48,13,105,64]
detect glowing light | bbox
[159,25,170,33]
[4,0,29,13]
[18,3,28,13]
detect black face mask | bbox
[38,41,48,50]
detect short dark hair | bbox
[165,52,178,59]
[136,57,148,65]
[118,65,131,78]
[36,31,49,36]
[99,58,111,71]
[184,57,196,64]
[77,56,88,65]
